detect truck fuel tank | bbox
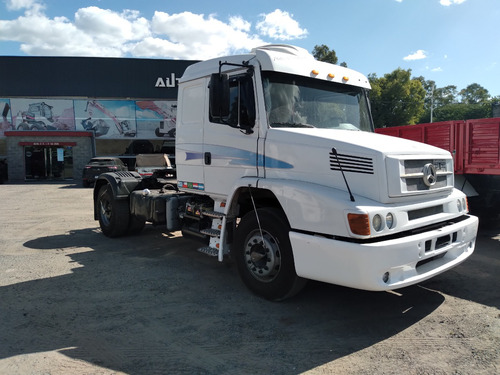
[130,189,189,231]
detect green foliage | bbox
[369,68,426,128]
[312,44,338,64]
[459,83,490,104]
[416,80,493,122]
[433,103,491,122]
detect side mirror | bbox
[209,73,230,119]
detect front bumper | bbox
[290,214,478,291]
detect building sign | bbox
[155,73,180,88]
[19,142,77,146]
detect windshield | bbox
[262,71,373,132]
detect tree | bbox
[432,103,491,122]
[459,83,490,104]
[417,82,491,122]
[436,85,458,106]
[414,76,459,123]
[312,44,338,64]
[369,68,426,128]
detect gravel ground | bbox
[0,183,498,375]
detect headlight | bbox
[372,214,383,232]
[386,212,394,229]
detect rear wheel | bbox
[97,185,130,237]
[234,207,307,301]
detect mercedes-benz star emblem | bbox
[422,163,437,187]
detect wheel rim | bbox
[243,230,281,283]
[99,196,112,227]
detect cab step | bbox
[202,210,225,219]
[200,228,221,237]
[197,246,219,257]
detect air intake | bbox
[329,152,374,174]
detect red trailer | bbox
[376,118,500,217]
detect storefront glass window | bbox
[24,146,73,180]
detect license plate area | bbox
[424,232,457,253]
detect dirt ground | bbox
[0,183,498,375]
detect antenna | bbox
[331,147,355,202]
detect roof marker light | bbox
[328,73,335,79]
[311,69,319,75]
[343,76,349,82]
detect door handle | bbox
[204,152,211,165]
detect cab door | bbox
[203,71,260,197]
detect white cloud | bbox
[74,7,150,44]
[150,11,265,59]
[431,67,443,72]
[403,49,428,61]
[256,9,308,40]
[5,0,44,16]
[229,16,251,32]
[395,0,466,5]
[440,0,466,6]
[0,4,309,59]
[6,0,39,11]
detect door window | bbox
[210,74,256,130]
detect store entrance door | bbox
[24,146,73,180]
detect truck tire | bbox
[234,207,307,301]
[97,185,130,237]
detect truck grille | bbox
[401,159,451,191]
[386,157,453,197]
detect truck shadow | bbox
[419,223,500,309]
[0,226,453,374]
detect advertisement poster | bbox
[135,100,177,139]
[0,98,177,140]
[10,98,75,131]
[74,99,137,138]
[0,98,13,137]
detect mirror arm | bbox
[218,60,254,76]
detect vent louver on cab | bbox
[329,151,374,174]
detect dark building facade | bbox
[0,56,195,182]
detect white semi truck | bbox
[93,44,478,300]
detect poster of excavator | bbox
[9,98,75,132]
[0,98,176,140]
[74,99,137,138]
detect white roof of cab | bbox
[179,44,371,89]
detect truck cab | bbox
[94,45,478,301]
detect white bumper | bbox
[291,215,479,291]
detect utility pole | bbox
[430,83,435,123]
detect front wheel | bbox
[233,207,307,301]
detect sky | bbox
[1,0,499,97]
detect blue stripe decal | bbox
[264,156,293,169]
[183,146,293,169]
[185,152,204,161]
